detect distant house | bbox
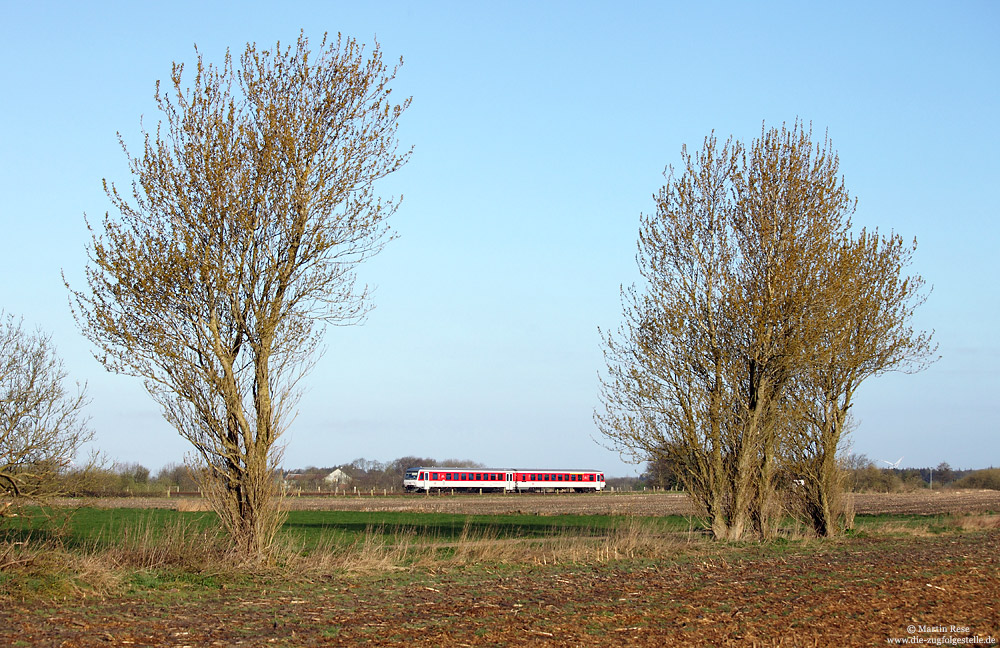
[324,468,352,485]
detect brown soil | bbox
[2,530,997,646]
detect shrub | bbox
[951,469,1000,490]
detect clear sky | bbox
[1,1,996,477]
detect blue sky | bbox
[1,1,996,476]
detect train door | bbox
[506,472,514,492]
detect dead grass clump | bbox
[869,520,939,537]
[278,525,420,575]
[2,519,235,600]
[538,517,685,565]
[335,526,416,573]
[945,513,1000,531]
[173,499,211,512]
[279,518,688,575]
[94,518,229,571]
[1,538,125,599]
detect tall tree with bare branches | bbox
[1,313,91,518]
[598,121,933,540]
[785,229,935,536]
[597,132,740,539]
[68,33,411,558]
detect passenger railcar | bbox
[403,467,606,493]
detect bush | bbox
[951,469,1000,490]
[845,464,903,493]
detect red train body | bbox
[402,467,606,492]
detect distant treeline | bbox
[50,455,1000,497]
[642,454,999,493]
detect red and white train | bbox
[403,467,606,493]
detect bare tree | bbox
[0,313,91,516]
[598,132,741,539]
[68,33,411,558]
[597,122,933,540]
[725,122,857,538]
[786,229,935,536]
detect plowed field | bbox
[7,491,998,646]
[2,530,997,646]
[71,488,1000,516]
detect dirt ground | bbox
[2,529,997,646]
[8,491,998,646]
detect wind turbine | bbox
[880,457,904,469]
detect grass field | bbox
[2,492,998,646]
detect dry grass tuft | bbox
[276,517,688,575]
[93,518,229,571]
[945,513,1000,531]
[173,499,212,512]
